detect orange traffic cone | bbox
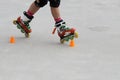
[10,36,15,44]
[69,40,75,47]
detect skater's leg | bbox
[14,0,49,36]
[16,0,49,29]
[51,7,61,21]
[27,2,40,15]
[50,0,76,40]
[22,0,49,21]
[49,0,62,21]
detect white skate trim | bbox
[21,14,30,22]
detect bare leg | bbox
[21,2,40,21]
[50,7,61,20]
[28,2,40,15]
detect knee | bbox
[50,0,61,8]
[34,0,48,7]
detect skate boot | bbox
[13,11,34,37]
[52,20,78,43]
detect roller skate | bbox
[52,20,78,44]
[13,11,33,38]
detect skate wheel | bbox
[25,33,30,38]
[60,39,65,44]
[13,20,17,25]
[74,32,78,38]
[21,30,24,33]
[17,25,21,29]
[27,26,31,29]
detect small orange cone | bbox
[10,36,15,44]
[69,40,75,47]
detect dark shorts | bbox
[34,0,61,7]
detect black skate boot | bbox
[13,11,34,37]
[52,20,78,43]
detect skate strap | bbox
[52,27,56,34]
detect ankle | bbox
[55,17,62,22]
[21,11,34,22]
[27,10,34,16]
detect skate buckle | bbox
[52,27,56,34]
